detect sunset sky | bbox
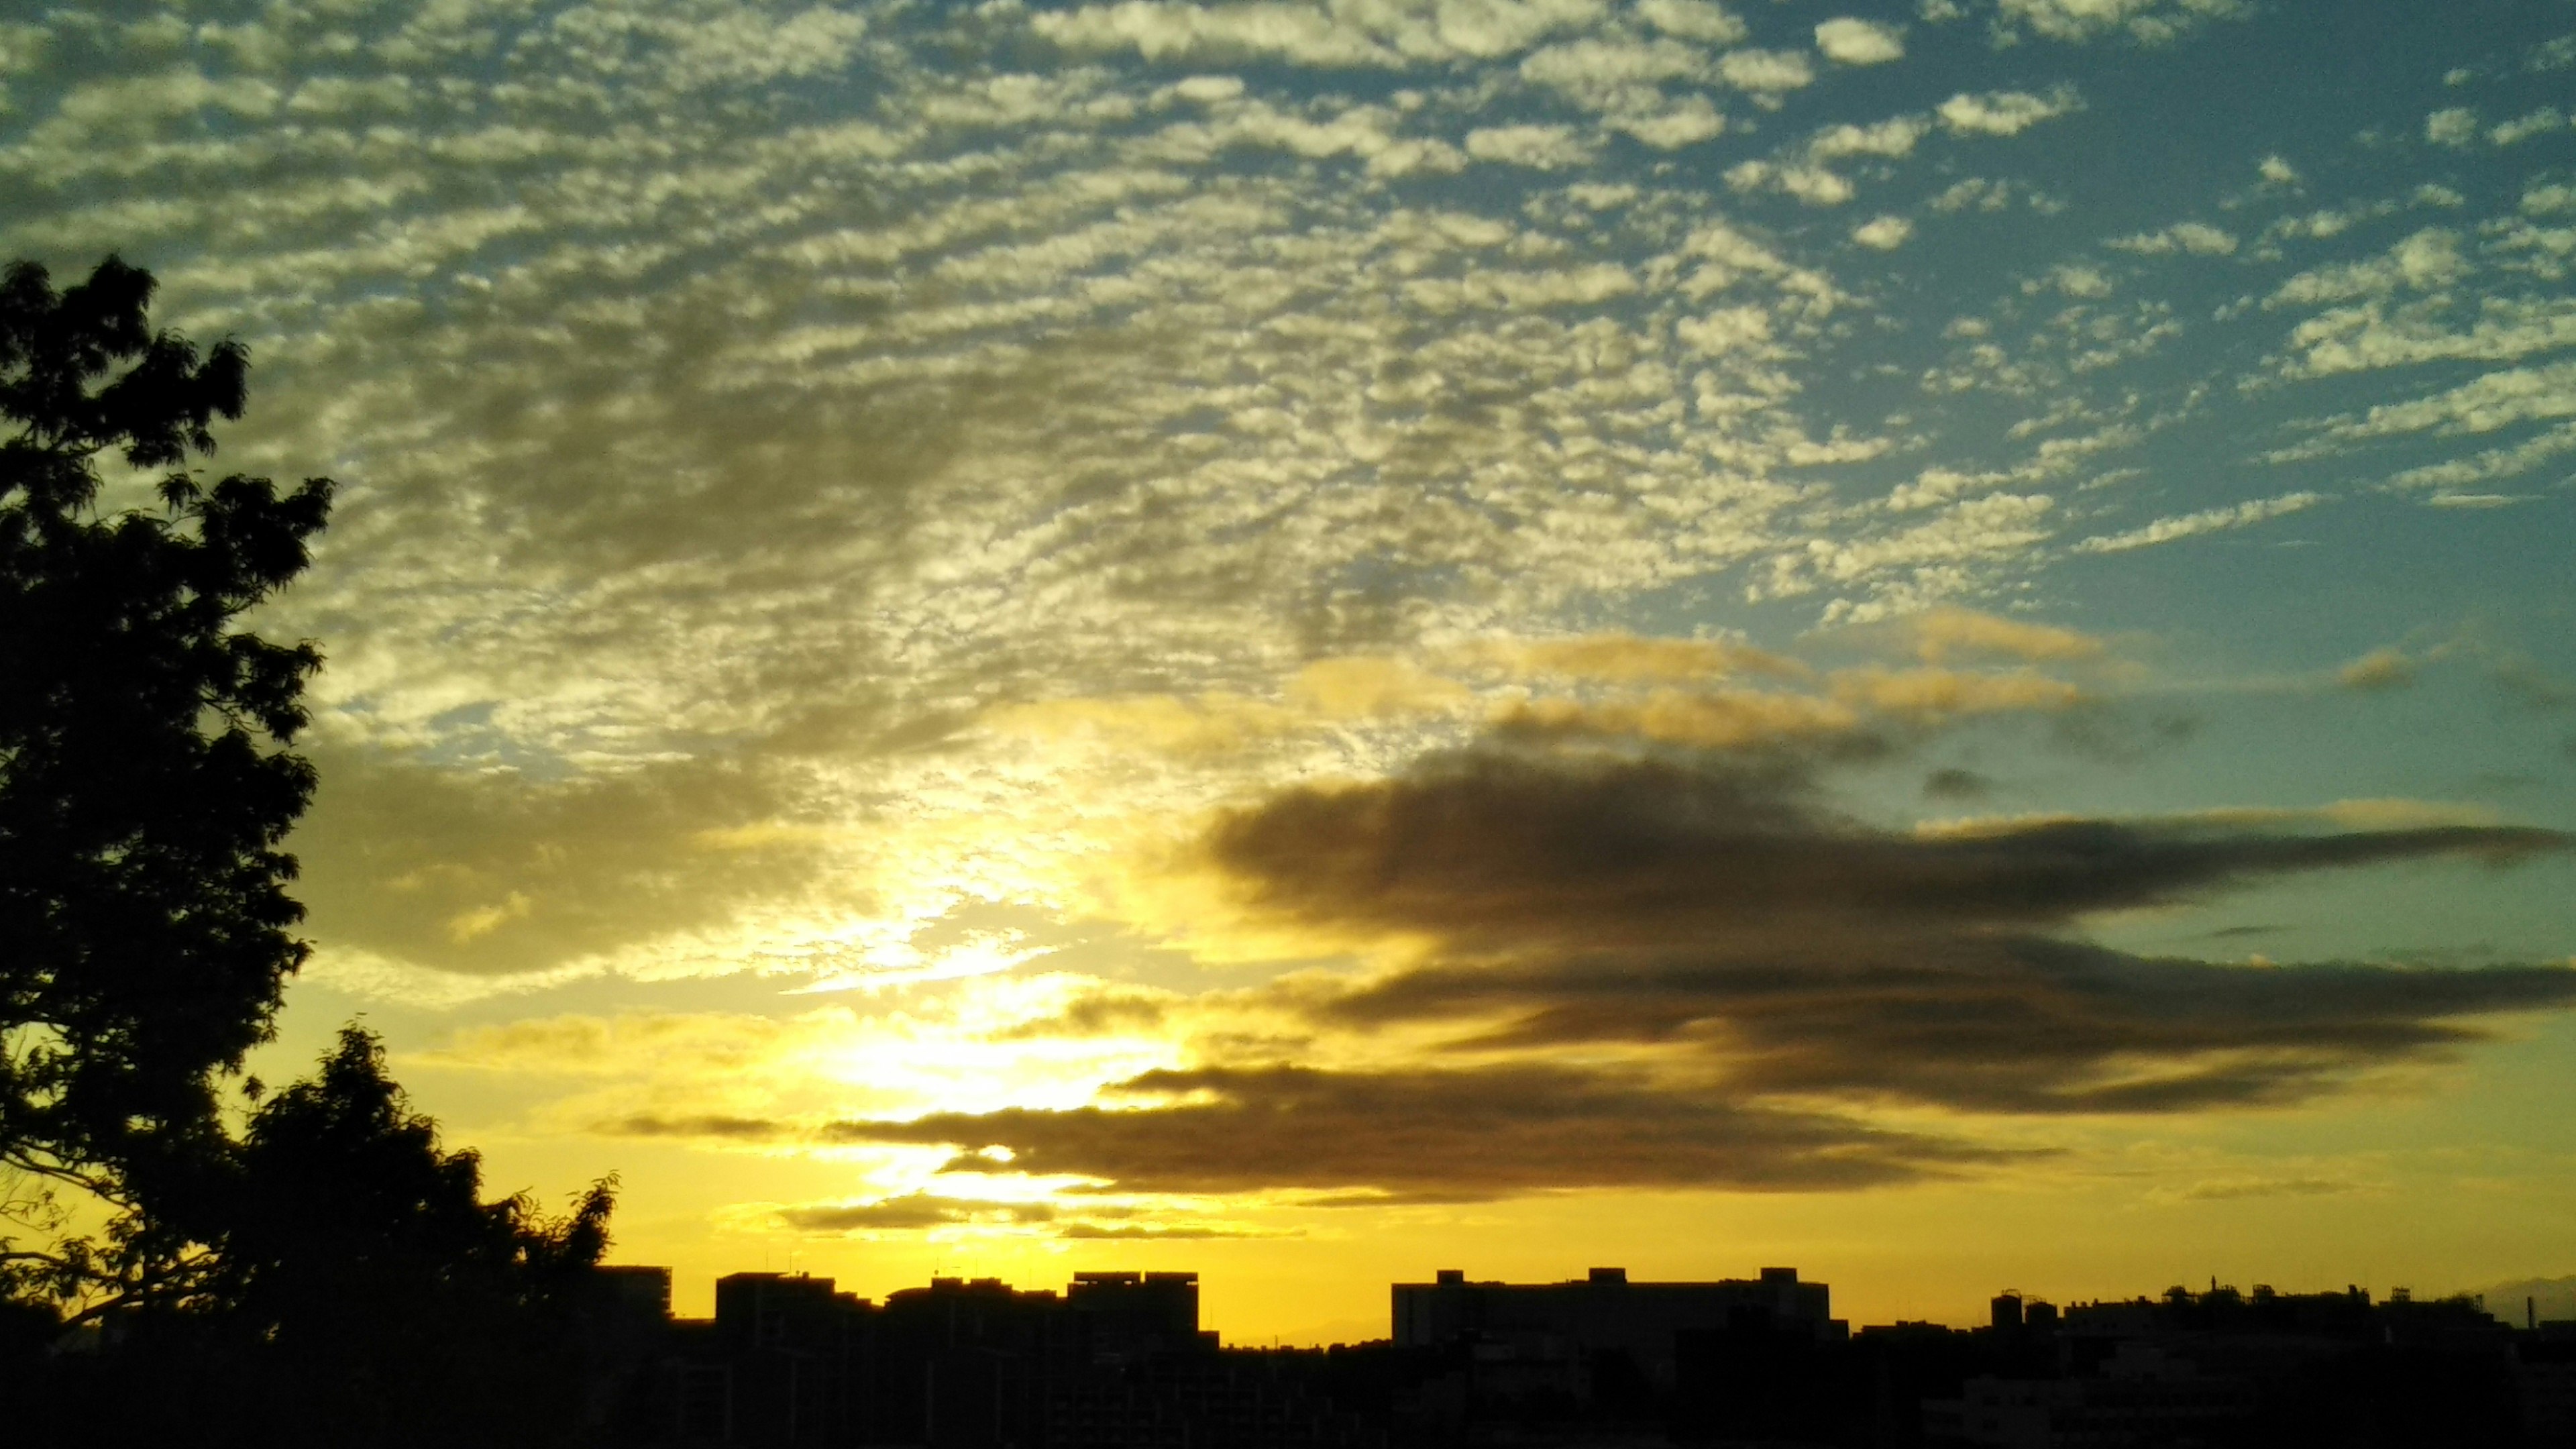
[10,0,2576,1341]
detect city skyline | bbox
[7,0,2575,1342]
[533,1255,2576,1444]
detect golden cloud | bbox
[1891,607,2107,665]
[1284,655,1474,718]
[1497,689,1861,749]
[2339,647,2418,691]
[1829,665,2086,716]
[1456,633,1810,684]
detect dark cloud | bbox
[2493,657,2576,714]
[2176,1177,2356,1201]
[2047,704,2200,763]
[1199,750,2576,1115]
[992,986,1173,1040]
[1316,938,2576,1114]
[608,1114,787,1141]
[604,747,2575,1196]
[1203,751,2565,953]
[777,1193,1054,1232]
[1923,767,1993,801]
[813,1062,2000,1196]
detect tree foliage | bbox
[187,1027,617,1447]
[2,258,626,1441]
[13,1028,619,1446]
[0,255,333,1314]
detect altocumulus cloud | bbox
[11,0,2574,1127]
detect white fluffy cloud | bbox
[1853,215,1915,249]
[1635,0,1748,44]
[2108,221,2238,255]
[1939,87,2081,136]
[1718,47,1815,94]
[1031,0,1612,68]
[1996,0,2244,44]
[2073,490,2322,553]
[1815,17,1904,64]
[1465,122,1592,168]
[2424,107,2477,147]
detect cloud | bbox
[1938,88,2081,137]
[2108,221,2237,256]
[2424,107,2477,148]
[291,747,832,979]
[1852,215,1914,250]
[1808,116,1933,161]
[1497,689,1864,749]
[1727,160,1855,207]
[2169,1176,2357,1201]
[1610,96,1726,147]
[2277,293,2576,378]
[1923,767,1993,800]
[1464,123,1593,169]
[1728,114,1930,206]
[1055,1221,1285,1238]
[2267,228,2466,307]
[1814,18,1904,64]
[2387,423,2576,495]
[7,0,2562,1054]
[1717,48,1815,95]
[1517,36,1709,111]
[2339,648,2418,692]
[566,713,2573,1203]
[1029,0,1606,68]
[777,1192,1057,1232]
[1460,633,1807,683]
[1285,655,1474,717]
[817,1061,1991,1194]
[1188,748,2576,1116]
[1201,751,2563,951]
[1635,0,1748,44]
[1929,176,2057,213]
[2328,360,2576,442]
[2072,490,2322,553]
[1995,0,2243,44]
[611,1113,794,1141]
[2489,107,2565,146]
[1885,606,2107,664]
[1827,666,2084,718]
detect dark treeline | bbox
[0,256,618,1446]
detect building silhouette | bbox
[604,1268,1379,1447]
[567,1265,2576,1448]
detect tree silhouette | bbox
[2,257,625,1442]
[191,1026,616,1447]
[0,254,330,1319]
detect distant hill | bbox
[2467,1275,2576,1325]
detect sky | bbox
[9,0,2576,1341]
